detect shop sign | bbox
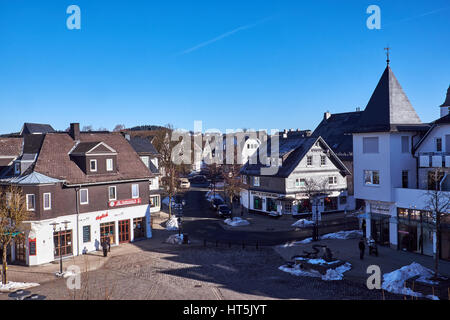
[371,203,390,214]
[96,213,108,221]
[251,191,279,198]
[109,198,142,208]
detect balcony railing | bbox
[418,152,450,168]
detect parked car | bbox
[217,204,232,218]
[179,178,190,189]
[210,198,224,210]
[189,174,209,186]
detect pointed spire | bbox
[440,86,450,107]
[384,47,391,66]
[357,65,422,132]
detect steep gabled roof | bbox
[312,111,363,161]
[240,136,350,178]
[440,86,450,107]
[127,136,159,155]
[355,66,422,133]
[33,132,152,184]
[21,123,55,135]
[0,137,23,156]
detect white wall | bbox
[28,204,151,266]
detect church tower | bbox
[440,86,450,118]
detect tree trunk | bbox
[168,195,172,218]
[2,244,7,285]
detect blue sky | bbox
[0,0,449,134]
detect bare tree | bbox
[424,168,450,277]
[82,125,93,132]
[153,125,181,218]
[113,124,126,132]
[302,177,331,241]
[222,164,243,217]
[0,186,29,284]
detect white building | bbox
[353,64,450,261]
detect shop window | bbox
[339,196,347,205]
[100,222,115,245]
[267,198,277,212]
[284,203,292,213]
[324,197,338,211]
[254,197,262,210]
[297,199,311,213]
[150,195,160,208]
[133,217,146,240]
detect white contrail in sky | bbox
[384,6,450,27]
[176,17,273,56]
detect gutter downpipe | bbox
[412,133,420,189]
[75,186,80,256]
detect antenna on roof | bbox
[384,46,390,65]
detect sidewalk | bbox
[274,238,450,285]
[3,213,181,287]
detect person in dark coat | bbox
[101,239,108,257]
[106,235,111,252]
[359,239,365,260]
[361,220,366,238]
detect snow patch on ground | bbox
[0,281,40,293]
[224,217,250,227]
[279,262,352,281]
[205,192,224,202]
[382,262,441,299]
[292,219,315,228]
[280,230,363,247]
[165,216,179,231]
[165,234,186,245]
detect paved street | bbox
[0,231,400,300]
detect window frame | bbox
[253,176,260,187]
[363,137,379,154]
[131,184,140,199]
[364,170,380,186]
[328,176,337,185]
[320,155,326,166]
[80,189,89,205]
[26,194,35,211]
[14,162,20,175]
[90,159,97,172]
[436,138,443,152]
[43,192,51,211]
[108,186,117,201]
[306,156,313,167]
[106,158,113,171]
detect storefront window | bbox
[53,230,73,257]
[297,199,311,213]
[267,198,277,212]
[324,197,338,211]
[100,222,115,245]
[133,217,146,240]
[254,197,262,210]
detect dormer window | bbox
[90,159,97,172]
[14,162,20,175]
[106,159,113,171]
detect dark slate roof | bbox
[240,136,350,178]
[354,66,422,133]
[23,134,45,154]
[71,141,102,154]
[312,111,363,161]
[0,137,23,156]
[33,132,152,184]
[21,123,55,135]
[128,136,159,155]
[440,86,450,107]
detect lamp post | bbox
[50,220,70,276]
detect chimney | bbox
[69,123,80,140]
[324,111,331,120]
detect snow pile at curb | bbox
[205,192,224,202]
[166,234,185,245]
[279,262,352,281]
[0,282,40,293]
[280,230,363,247]
[382,262,440,299]
[224,217,250,227]
[292,219,315,228]
[165,216,179,231]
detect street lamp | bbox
[50,220,70,276]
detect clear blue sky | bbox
[0,0,449,134]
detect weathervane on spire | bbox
[384,46,390,65]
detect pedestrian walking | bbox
[361,220,366,238]
[359,238,365,260]
[106,235,111,252]
[101,239,108,257]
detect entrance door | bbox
[14,235,27,264]
[100,222,115,245]
[371,218,390,246]
[133,217,146,240]
[119,219,130,243]
[53,230,73,257]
